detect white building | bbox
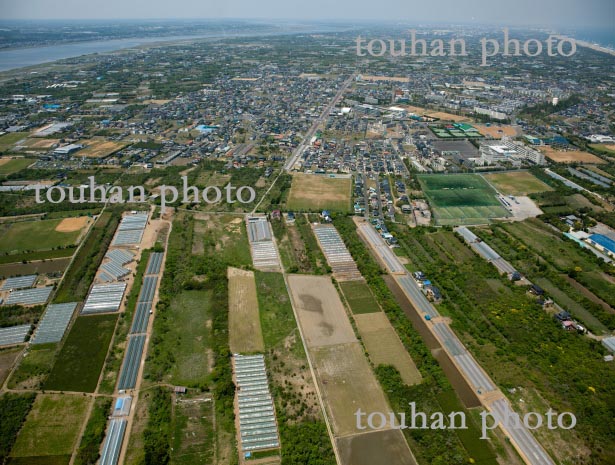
[479,138,545,165]
[474,107,508,121]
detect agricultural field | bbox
[337,430,416,465]
[354,312,422,386]
[44,314,118,392]
[540,146,606,164]
[7,343,58,390]
[255,272,335,462]
[339,280,380,314]
[483,171,553,196]
[311,343,394,436]
[418,174,509,225]
[0,346,22,386]
[589,143,615,155]
[391,225,612,464]
[227,267,264,354]
[171,395,215,465]
[0,157,33,175]
[488,220,615,325]
[287,275,356,347]
[0,258,71,278]
[77,138,127,158]
[53,210,119,303]
[255,272,321,418]
[148,290,213,386]
[9,393,90,462]
[192,213,252,266]
[0,217,90,255]
[16,138,59,152]
[123,387,153,465]
[0,132,29,152]
[287,274,415,464]
[286,173,352,212]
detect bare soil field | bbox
[360,75,410,83]
[541,146,606,164]
[400,105,470,122]
[337,430,417,465]
[78,138,127,159]
[312,342,392,437]
[20,138,60,150]
[286,173,351,212]
[474,124,519,138]
[287,275,356,347]
[0,258,71,277]
[0,346,21,386]
[354,313,422,385]
[55,216,90,232]
[228,267,264,353]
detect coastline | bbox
[554,34,615,57]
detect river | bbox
[0,35,225,72]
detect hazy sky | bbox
[1,0,614,29]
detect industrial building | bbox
[586,234,615,259]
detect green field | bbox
[286,173,351,212]
[339,280,380,314]
[74,397,112,465]
[0,248,74,265]
[0,132,29,152]
[436,390,498,465]
[255,271,301,349]
[10,393,89,459]
[53,211,119,303]
[418,174,509,225]
[171,395,215,465]
[7,457,71,465]
[44,314,118,392]
[0,219,83,255]
[193,214,252,266]
[8,344,58,390]
[483,171,553,196]
[0,158,33,175]
[148,290,213,386]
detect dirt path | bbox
[116,217,172,465]
[68,395,96,465]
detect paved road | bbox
[284,73,356,171]
[357,219,555,465]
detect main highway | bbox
[356,218,556,465]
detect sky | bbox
[1,0,614,29]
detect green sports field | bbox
[418,174,509,225]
